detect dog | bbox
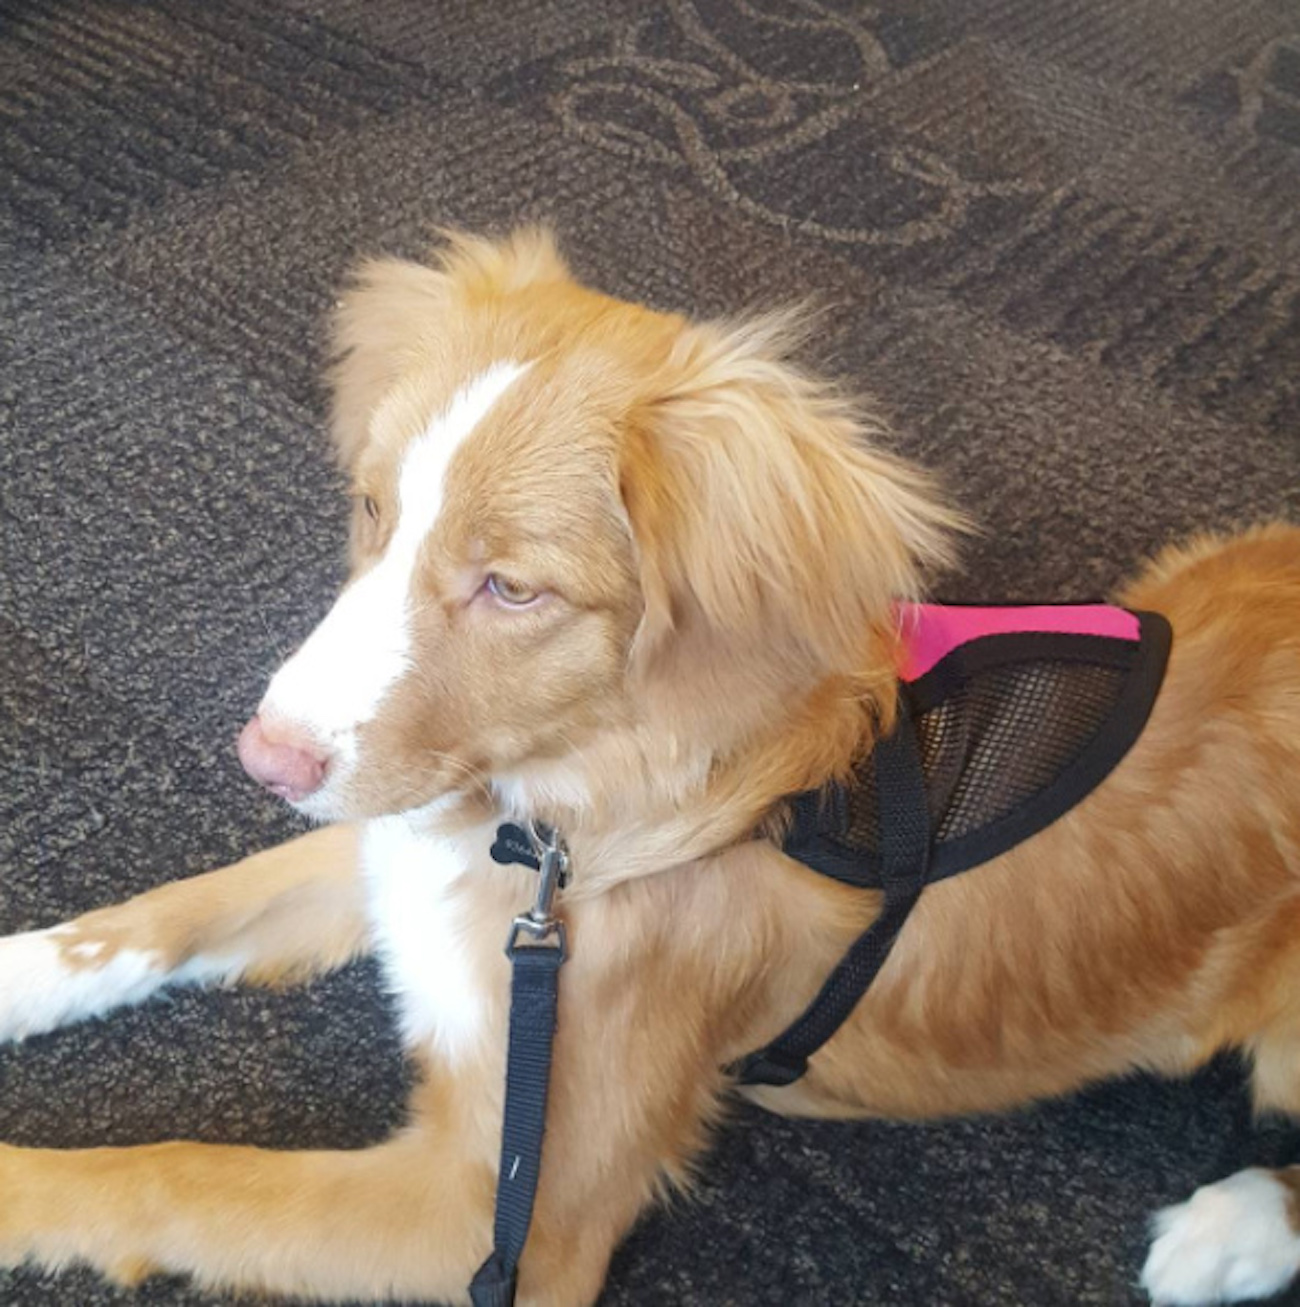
[1,229,1298,1306]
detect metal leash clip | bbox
[504,819,569,959]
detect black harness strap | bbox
[470,826,569,1307]
[734,705,931,1087]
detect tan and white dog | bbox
[2,230,1299,1305]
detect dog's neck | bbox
[493,666,898,897]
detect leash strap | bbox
[469,939,565,1307]
[470,826,569,1307]
[735,705,931,1086]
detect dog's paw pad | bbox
[1141,1169,1300,1304]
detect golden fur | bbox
[2,230,1298,1304]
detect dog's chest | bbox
[360,814,487,1060]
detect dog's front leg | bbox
[0,823,367,1043]
[0,1128,494,1303]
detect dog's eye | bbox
[486,574,539,607]
[362,495,380,523]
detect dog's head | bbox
[239,230,959,826]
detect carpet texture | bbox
[2,1,1299,1303]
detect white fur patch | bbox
[0,927,247,1042]
[362,809,486,1061]
[1142,1169,1300,1304]
[264,361,529,821]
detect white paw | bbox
[1142,1168,1300,1305]
[0,927,164,1041]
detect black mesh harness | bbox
[734,603,1173,1087]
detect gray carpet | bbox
[2,1,1299,1303]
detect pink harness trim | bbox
[896,603,1141,683]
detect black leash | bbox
[469,705,928,1302]
[734,702,931,1086]
[470,822,569,1307]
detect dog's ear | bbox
[620,314,963,682]
[328,228,570,469]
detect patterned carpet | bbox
[2,1,1299,1303]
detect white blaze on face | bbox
[262,361,529,811]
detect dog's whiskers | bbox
[424,749,494,803]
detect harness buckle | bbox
[504,820,569,960]
[505,914,568,958]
